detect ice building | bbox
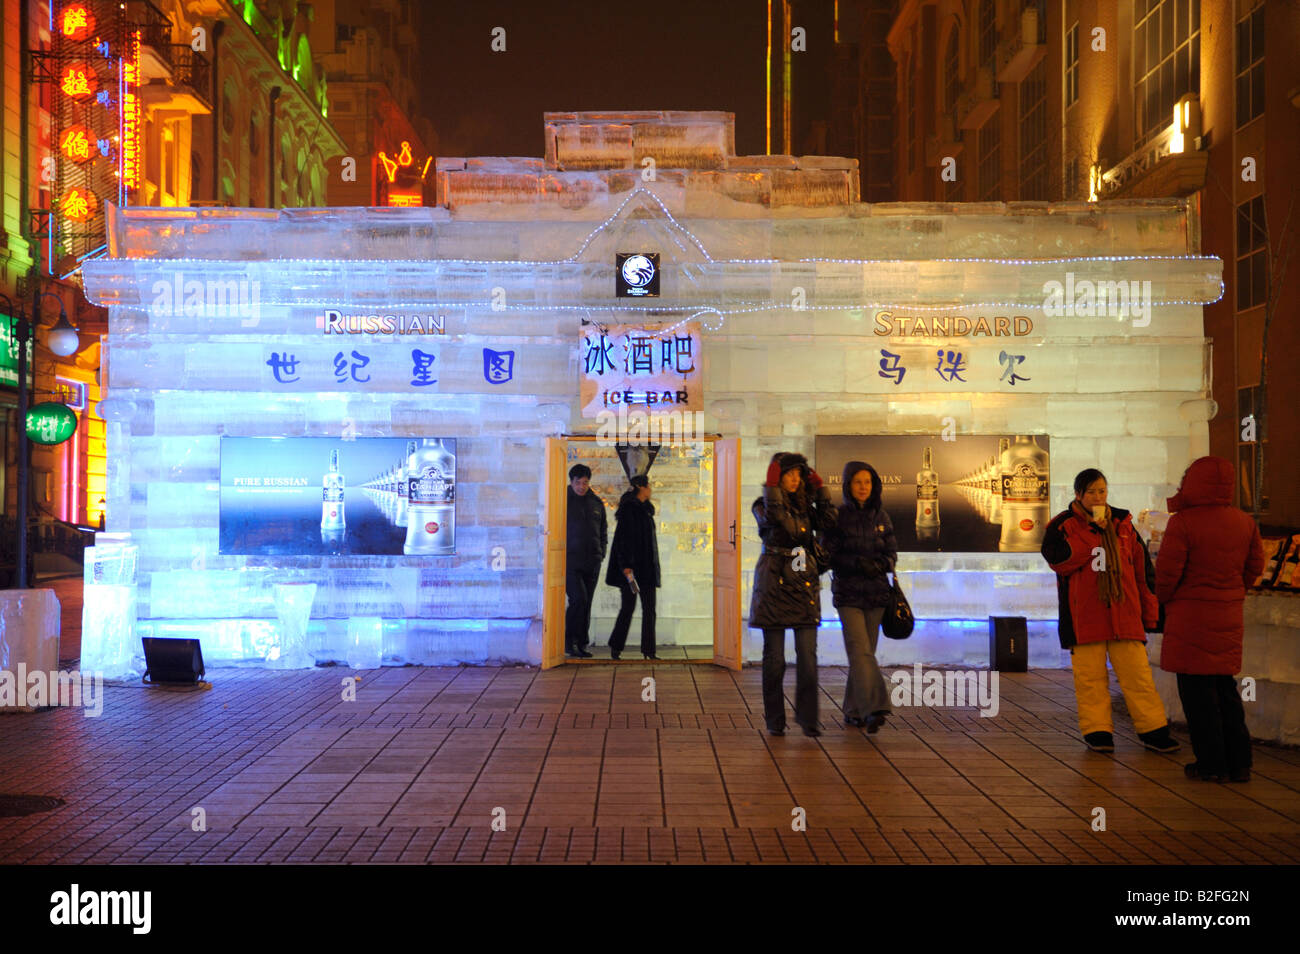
[79,110,1222,673]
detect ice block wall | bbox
[81,111,1221,667]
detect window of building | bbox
[906,57,916,173]
[1237,384,1268,512]
[1236,194,1268,311]
[1235,2,1264,128]
[1065,21,1079,108]
[249,113,260,156]
[978,0,997,74]
[1019,58,1048,199]
[978,120,1000,201]
[944,29,960,113]
[163,124,176,198]
[1134,0,1199,146]
[1065,157,1079,200]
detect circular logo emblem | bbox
[924,507,932,515]
[425,521,439,533]
[621,254,656,288]
[1019,519,1035,531]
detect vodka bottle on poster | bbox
[915,445,940,532]
[321,525,345,552]
[992,439,1010,496]
[404,438,456,555]
[987,439,1010,523]
[999,435,1050,551]
[395,440,417,528]
[321,448,345,530]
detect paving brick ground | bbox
[2,577,1298,865]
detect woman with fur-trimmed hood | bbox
[750,451,837,736]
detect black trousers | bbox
[609,578,656,655]
[1176,673,1252,776]
[762,627,819,730]
[565,566,599,650]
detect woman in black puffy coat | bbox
[750,452,837,736]
[825,461,897,733]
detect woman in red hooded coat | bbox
[1156,456,1264,782]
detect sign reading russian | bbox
[26,402,78,445]
[580,321,701,418]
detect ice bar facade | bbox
[79,111,1222,673]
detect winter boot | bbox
[1139,726,1181,753]
[1083,731,1114,752]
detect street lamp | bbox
[0,288,81,588]
[47,311,81,357]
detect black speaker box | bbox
[142,637,206,684]
[989,616,1028,672]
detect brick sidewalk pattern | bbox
[2,659,1298,864]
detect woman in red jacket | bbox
[1156,456,1264,782]
[1041,468,1179,754]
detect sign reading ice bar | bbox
[616,252,660,298]
[580,321,701,417]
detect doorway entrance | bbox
[542,435,741,669]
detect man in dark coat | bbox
[566,464,607,658]
[750,452,836,735]
[606,474,661,659]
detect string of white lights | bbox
[123,252,1224,267]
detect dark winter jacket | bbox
[1042,504,1158,649]
[566,486,607,572]
[826,461,897,610]
[605,491,661,588]
[749,453,838,628]
[1157,456,1265,675]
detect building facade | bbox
[882,0,1300,528]
[80,110,1220,673]
[2,0,353,583]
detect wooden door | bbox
[712,438,743,669]
[541,437,568,669]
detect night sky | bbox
[417,0,769,158]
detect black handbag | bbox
[811,540,831,576]
[882,573,915,640]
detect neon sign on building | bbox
[58,4,96,41]
[377,140,433,207]
[51,1,141,264]
[122,29,142,191]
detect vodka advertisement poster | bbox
[815,435,1051,553]
[219,437,457,556]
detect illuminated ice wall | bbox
[80,111,1222,669]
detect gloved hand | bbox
[765,459,783,487]
[806,469,824,491]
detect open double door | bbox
[541,436,743,669]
